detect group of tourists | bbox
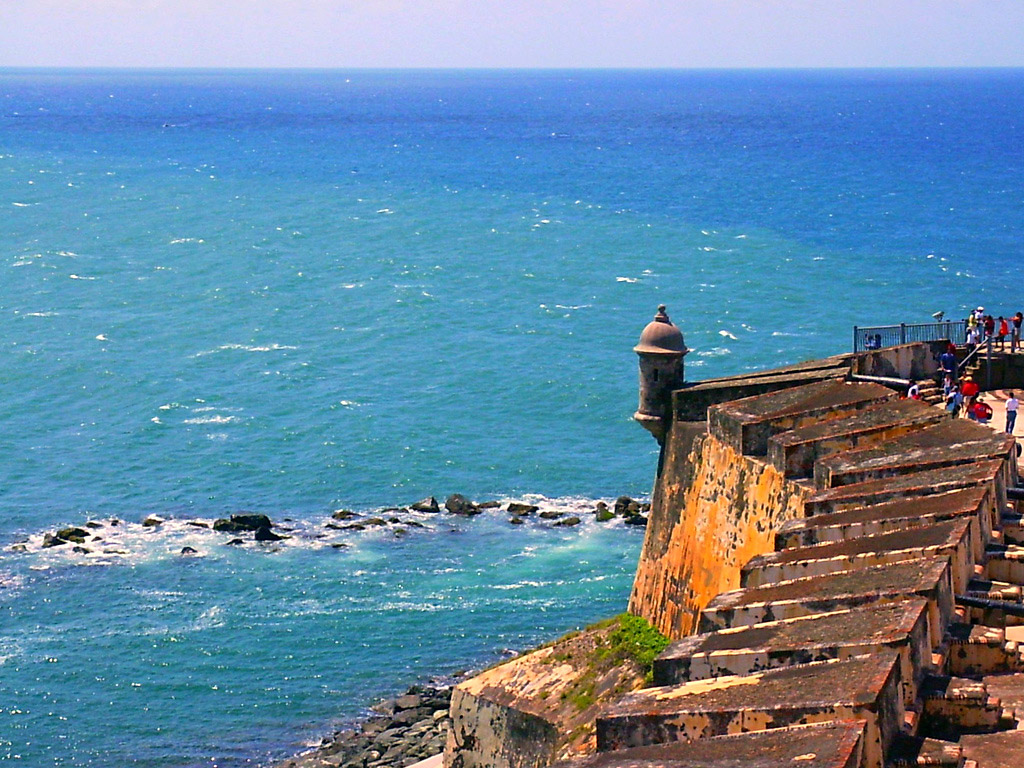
[921,336,1017,433]
[936,379,1016,433]
[965,307,1024,353]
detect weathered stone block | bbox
[699,558,954,644]
[549,721,867,768]
[656,599,932,703]
[596,654,904,768]
[767,399,946,479]
[709,379,895,457]
[802,460,1004,518]
[775,486,990,550]
[813,421,1012,490]
[741,518,977,594]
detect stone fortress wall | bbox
[444,314,1024,768]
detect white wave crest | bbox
[192,343,297,357]
[183,415,239,425]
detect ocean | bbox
[0,68,1021,766]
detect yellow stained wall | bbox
[628,422,809,639]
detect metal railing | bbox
[853,320,965,353]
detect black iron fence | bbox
[853,320,965,353]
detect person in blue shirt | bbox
[940,349,957,381]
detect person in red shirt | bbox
[961,377,980,418]
[971,399,993,423]
[999,316,1010,350]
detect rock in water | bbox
[410,497,441,513]
[42,533,66,548]
[624,515,648,527]
[141,516,164,528]
[56,527,89,543]
[231,513,273,530]
[509,516,525,525]
[213,513,273,533]
[445,494,480,516]
[614,495,642,517]
[331,509,357,520]
[538,510,562,520]
[507,502,539,515]
[595,508,615,522]
[476,501,501,509]
[553,516,581,527]
[180,546,198,555]
[255,525,288,542]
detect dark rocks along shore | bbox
[275,682,454,768]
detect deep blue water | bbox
[0,68,1021,766]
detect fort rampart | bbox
[444,324,1024,768]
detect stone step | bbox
[596,653,905,768]
[982,672,1024,727]
[985,544,1024,585]
[1001,515,1024,546]
[919,674,1003,740]
[960,728,1024,766]
[550,721,868,768]
[811,429,1012,490]
[776,487,990,551]
[887,735,964,768]
[699,558,954,643]
[708,379,896,456]
[965,577,1023,603]
[655,599,933,703]
[947,623,1024,677]
[742,518,978,594]
[803,460,1004,518]
[767,399,947,479]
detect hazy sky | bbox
[2,0,1023,69]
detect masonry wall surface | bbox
[628,423,808,639]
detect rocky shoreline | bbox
[266,495,651,768]
[274,679,459,768]
[18,495,650,556]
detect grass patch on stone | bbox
[603,613,670,681]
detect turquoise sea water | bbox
[1,69,1022,766]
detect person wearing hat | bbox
[967,309,978,343]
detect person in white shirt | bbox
[1006,392,1019,434]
